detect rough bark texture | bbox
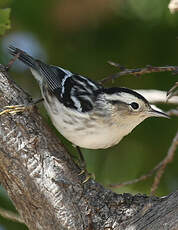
[0,64,177,230]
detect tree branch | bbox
[109,130,178,193]
[151,130,178,195]
[100,62,178,84]
[0,64,178,229]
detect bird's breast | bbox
[43,101,135,149]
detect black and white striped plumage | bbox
[9,45,104,113]
[8,46,168,149]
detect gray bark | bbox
[0,64,177,230]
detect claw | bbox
[82,175,91,184]
[0,98,43,116]
[0,105,26,116]
[82,173,95,184]
[78,169,85,176]
[78,169,95,184]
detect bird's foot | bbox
[0,105,26,115]
[0,98,43,116]
[79,169,95,184]
[75,146,95,183]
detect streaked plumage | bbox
[8,46,168,149]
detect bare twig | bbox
[151,130,178,195]
[109,80,178,190]
[167,82,178,99]
[109,130,178,191]
[150,83,178,194]
[5,52,20,71]
[100,62,178,84]
[108,164,161,189]
[0,208,24,223]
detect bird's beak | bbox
[148,106,170,119]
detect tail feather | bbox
[8,45,62,90]
[8,45,37,70]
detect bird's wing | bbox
[39,64,103,112]
[8,45,102,112]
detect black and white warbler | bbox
[8,46,168,149]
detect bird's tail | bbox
[8,45,37,70]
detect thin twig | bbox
[167,82,178,99]
[108,160,163,189]
[151,130,178,195]
[109,130,178,191]
[100,62,178,84]
[105,63,178,190]
[0,207,24,223]
[5,52,20,71]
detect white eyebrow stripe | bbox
[104,92,141,104]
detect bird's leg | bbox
[76,146,86,170]
[0,98,44,116]
[76,146,92,183]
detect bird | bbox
[7,45,168,150]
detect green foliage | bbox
[0,8,11,35]
[0,0,12,8]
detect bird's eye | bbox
[130,102,139,110]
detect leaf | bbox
[0,8,11,36]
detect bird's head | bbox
[96,87,169,129]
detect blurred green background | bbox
[0,0,178,229]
